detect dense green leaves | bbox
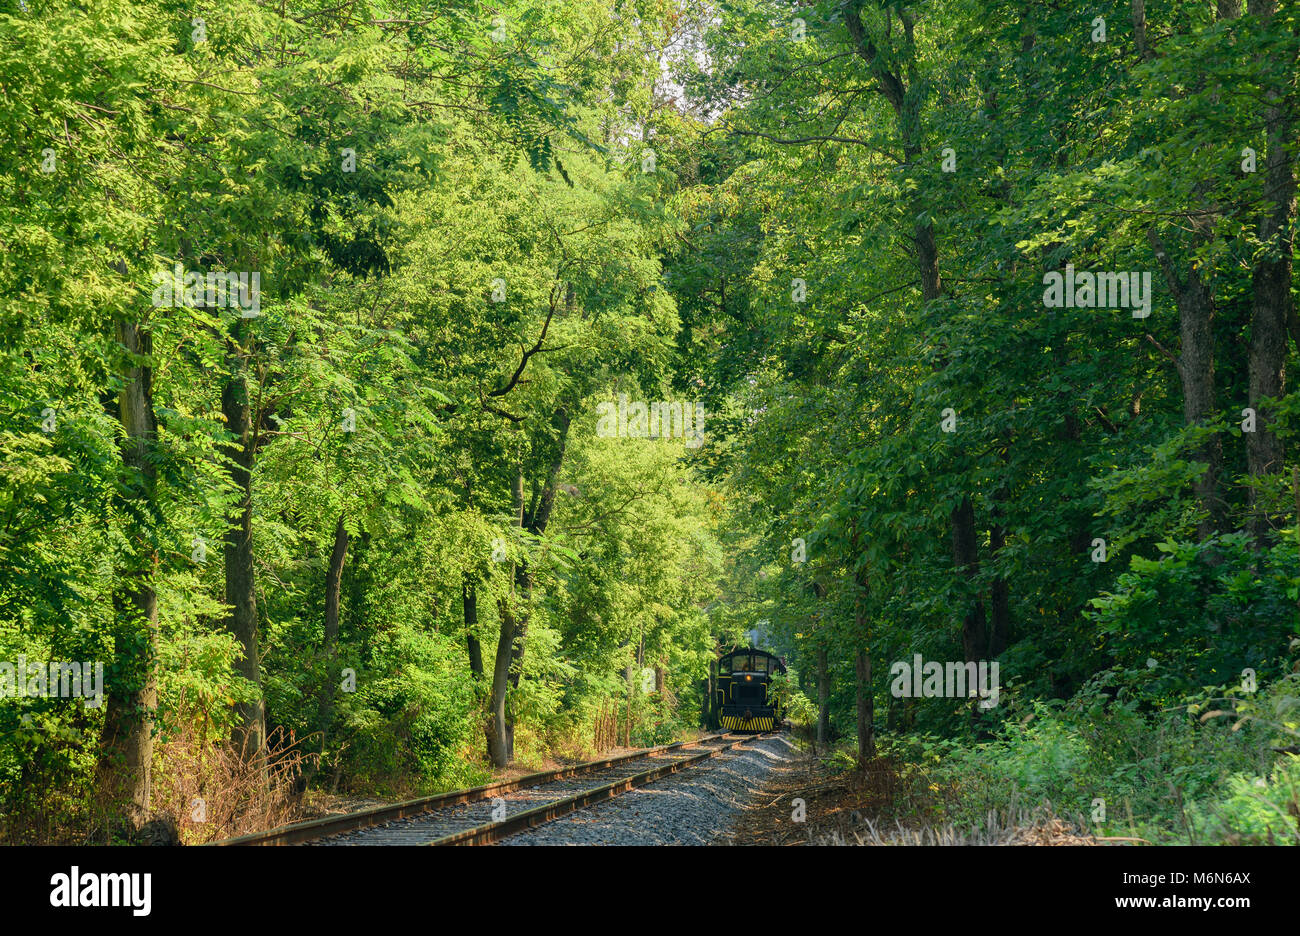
[0,0,1297,845]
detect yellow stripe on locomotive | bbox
[721,715,775,731]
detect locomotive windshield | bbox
[720,650,779,674]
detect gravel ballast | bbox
[499,734,798,846]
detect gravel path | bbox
[499,734,797,846]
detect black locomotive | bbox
[712,647,786,732]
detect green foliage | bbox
[0,0,728,834]
[917,671,1300,844]
[768,670,816,726]
[1187,756,1300,846]
[2,0,1299,844]
[1089,536,1299,699]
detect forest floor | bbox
[720,740,1105,846]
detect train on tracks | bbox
[712,647,786,732]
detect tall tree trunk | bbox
[97,316,159,830]
[988,437,1013,657]
[504,566,529,761]
[854,646,873,767]
[952,495,989,662]
[1245,0,1297,539]
[487,598,515,767]
[624,661,636,747]
[221,361,266,759]
[463,578,483,679]
[487,461,526,768]
[1131,0,1154,61]
[1149,230,1223,539]
[846,4,988,667]
[490,408,571,764]
[503,464,526,761]
[988,522,1011,657]
[852,563,874,766]
[316,513,349,755]
[816,644,830,746]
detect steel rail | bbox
[428,732,773,846]
[211,731,733,846]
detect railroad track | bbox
[213,731,771,847]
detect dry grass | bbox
[810,804,1100,845]
[151,721,316,845]
[724,740,1111,846]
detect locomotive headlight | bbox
[745,675,752,681]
